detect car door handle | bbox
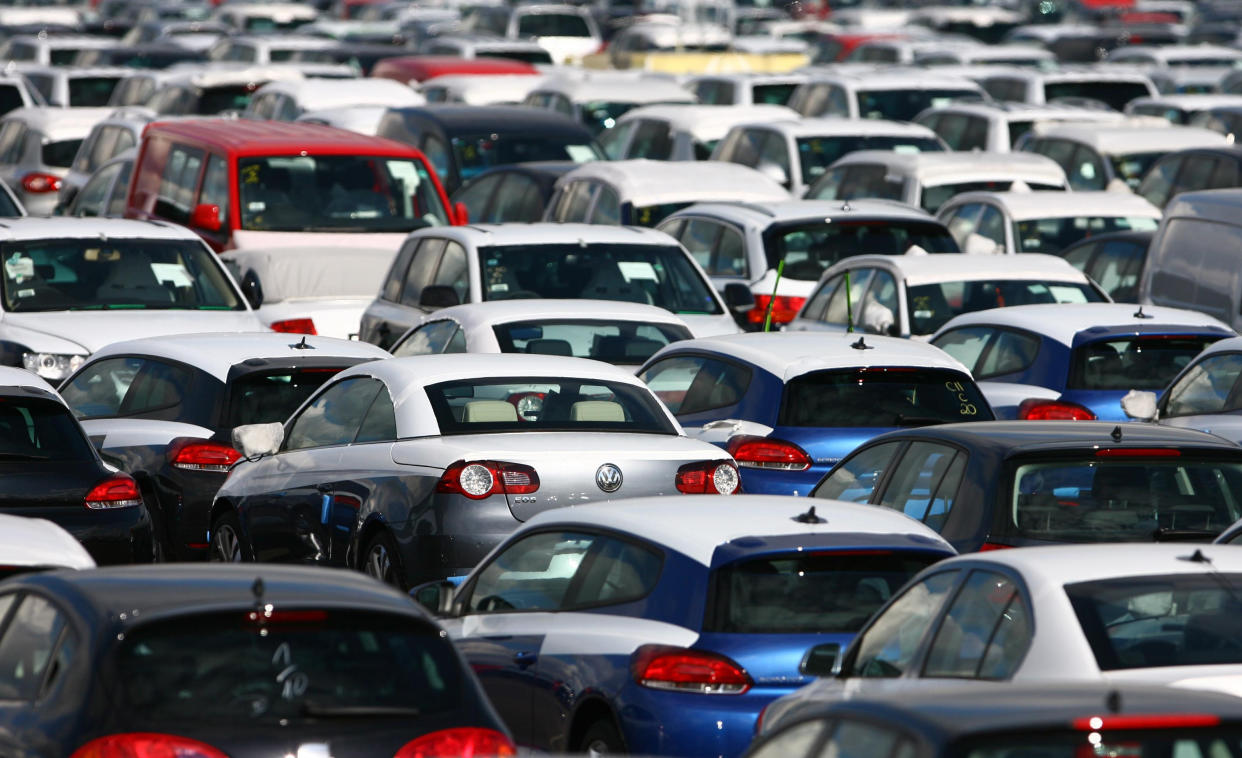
[513,651,537,668]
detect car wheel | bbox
[141,484,173,563]
[210,512,247,563]
[579,719,625,756]
[363,531,404,590]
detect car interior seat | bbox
[462,399,519,423]
[569,400,625,422]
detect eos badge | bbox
[595,463,623,493]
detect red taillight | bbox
[979,541,1012,551]
[1072,714,1221,730]
[726,435,812,471]
[394,728,516,758]
[436,460,540,499]
[70,733,229,758]
[1095,448,1181,458]
[675,460,740,495]
[270,318,317,335]
[21,172,61,194]
[169,438,242,472]
[631,644,751,695]
[84,475,141,510]
[1017,398,1096,421]
[746,294,807,325]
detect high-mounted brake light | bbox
[393,728,516,758]
[632,645,751,695]
[1018,399,1096,421]
[1095,448,1181,458]
[169,438,242,472]
[437,460,539,499]
[84,475,141,510]
[675,461,739,495]
[727,435,812,471]
[1072,714,1221,730]
[70,733,229,758]
[270,318,317,335]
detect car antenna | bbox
[793,505,826,524]
[1106,690,1122,714]
[851,336,873,350]
[289,336,314,350]
[1110,425,1123,442]
[1180,549,1212,564]
[1133,306,1152,319]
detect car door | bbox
[370,238,444,348]
[0,591,83,758]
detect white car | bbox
[421,74,546,106]
[521,72,695,135]
[420,34,553,65]
[295,105,390,135]
[0,107,112,216]
[978,68,1158,111]
[601,104,797,163]
[914,42,1055,67]
[686,72,806,107]
[206,35,334,64]
[914,101,1128,153]
[244,77,424,121]
[389,298,693,367]
[0,218,265,381]
[0,35,117,67]
[787,69,987,122]
[1126,94,1242,125]
[461,3,600,64]
[938,190,1162,255]
[13,65,132,109]
[0,513,95,579]
[57,107,150,212]
[211,4,319,32]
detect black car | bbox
[0,376,152,565]
[748,683,1242,758]
[1059,229,1152,302]
[811,420,1242,551]
[1137,145,1242,209]
[450,161,577,224]
[58,334,389,561]
[0,564,514,757]
[375,105,604,194]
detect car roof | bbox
[618,104,797,140]
[671,199,939,227]
[982,67,1156,85]
[255,77,423,109]
[520,495,954,566]
[382,104,591,136]
[557,159,789,206]
[804,68,984,91]
[414,222,679,247]
[751,116,940,139]
[143,118,420,156]
[0,514,94,570]
[827,252,1090,287]
[833,151,1067,186]
[1030,122,1228,153]
[934,302,1233,346]
[419,73,543,102]
[531,73,694,103]
[945,190,1162,220]
[2,106,112,138]
[425,298,690,329]
[651,331,971,382]
[0,216,201,242]
[870,419,1241,456]
[917,101,1125,122]
[1164,187,1242,221]
[949,542,1242,586]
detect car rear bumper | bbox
[1,504,154,565]
[618,685,789,758]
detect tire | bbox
[579,719,626,756]
[362,530,405,590]
[209,511,248,563]
[141,484,173,563]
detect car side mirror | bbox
[800,642,840,677]
[240,272,263,310]
[232,422,284,458]
[963,232,1000,256]
[190,202,222,232]
[756,160,789,189]
[454,201,469,225]
[410,579,457,617]
[1121,389,1159,421]
[419,284,460,309]
[723,282,756,313]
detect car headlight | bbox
[22,352,85,381]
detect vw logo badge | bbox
[596,463,623,493]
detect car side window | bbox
[421,134,450,181]
[959,116,988,151]
[392,320,461,357]
[354,384,397,443]
[860,269,898,335]
[381,248,414,303]
[285,377,381,450]
[597,120,634,160]
[825,85,850,117]
[715,225,747,277]
[877,442,965,527]
[848,570,959,678]
[465,531,598,613]
[118,359,192,417]
[800,276,840,322]
[453,175,496,222]
[106,159,133,217]
[591,184,621,225]
[1210,157,1239,189]
[977,329,1040,379]
[564,535,662,607]
[0,594,68,700]
[554,181,594,222]
[757,131,791,188]
[491,174,543,222]
[199,154,230,229]
[1172,154,1216,198]
[1164,352,1242,417]
[72,161,119,216]
[156,145,204,224]
[813,441,903,503]
[434,241,469,303]
[943,202,984,247]
[62,357,144,418]
[640,355,752,415]
[628,119,673,161]
[1068,144,1106,191]
[1139,156,1181,207]
[923,570,1030,680]
[399,238,445,307]
[822,268,872,326]
[932,326,993,373]
[680,218,721,270]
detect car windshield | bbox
[238,155,448,233]
[114,610,460,725]
[1066,573,1242,671]
[766,220,958,280]
[856,88,983,121]
[478,243,722,314]
[0,396,95,461]
[196,85,257,115]
[426,377,677,435]
[1007,120,1035,147]
[451,134,601,183]
[960,729,1242,758]
[914,279,1102,335]
[778,368,992,427]
[1043,81,1153,111]
[491,319,691,365]
[920,182,1065,213]
[797,136,944,186]
[1069,336,1224,391]
[1111,152,1165,190]
[228,368,349,428]
[706,550,945,633]
[67,76,121,106]
[517,13,591,36]
[1014,216,1160,254]
[42,139,82,169]
[0,238,242,312]
[1007,457,1242,543]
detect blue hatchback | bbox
[638,332,993,496]
[413,496,955,758]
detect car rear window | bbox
[115,610,461,724]
[0,396,95,461]
[856,88,983,122]
[1065,573,1242,671]
[1069,335,1224,391]
[753,82,798,105]
[198,84,255,114]
[67,76,121,107]
[920,181,1065,213]
[41,139,82,169]
[1043,81,1152,111]
[796,136,944,186]
[492,319,691,365]
[765,219,958,280]
[911,279,1103,335]
[452,133,600,183]
[705,550,946,633]
[517,12,591,36]
[1006,455,1242,543]
[779,369,992,427]
[1015,216,1160,254]
[228,368,346,428]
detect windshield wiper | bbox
[893,414,945,427]
[300,703,421,718]
[1153,527,1219,543]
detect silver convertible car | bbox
[210,354,740,589]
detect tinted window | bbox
[1069,336,1223,391]
[0,85,24,117]
[924,570,1029,679]
[355,385,396,443]
[1015,216,1159,255]
[779,369,991,427]
[877,442,966,528]
[856,89,983,122]
[1043,81,1151,111]
[933,327,1042,380]
[912,280,1100,336]
[1164,352,1242,417]
[42,139,83,169]
[452,133,599,184]
[921,181,1065,214]
[766,220,957,282]
[640,355,752,415]
[427,377,676,434]
[68,76,121,107]
[807,165,903,203]
[391,320,460,357]
[0,594,67,700]
[63,357,190,419]
[286,377,381,449]
[517,12,591,36]
[0,397,95,461]
[627,120,672,161]
[813,441,904,504]
[227,368,347,428]
[434,241,468,303]
[849,570,959,677]
[1139,155,1180,208]
[493,319,690,364]
[1066,238,1145,302]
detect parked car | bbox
[13,65,129,108]
[1190,104,1242,141]
[461,3,599,63]
[638,332,992,495]
[521,73,696,136]
[0,563,515,756]
[415,496,955,757]
[0,107,110,216]
[687,72,806,106]
[1137,146,1242,209]
[0,74,45,119]
[787,69,987,121]
[0,34,117,66]
[358,223,743,347]
[600,104,796,163]
[914,101,1125,153]
[213,354,740,587]
[137,67,302,116]
[420,34,553,64]
[64,148,132,218]
[978,68,1158,110]
[1126,94,1242,125]
[56,107,148,213]
[126,119,456,252]
[1123,335,1242,446]
[243,77,423,121]
[931,303,1232,420]
[788,253,1106,338]
[1060,229,1154,302]
[450,161,575,224]
[0,513,94,580]
[207,34,335,64]
[658,200,960,329]
[212,2,318,31]
[420,73,546,106]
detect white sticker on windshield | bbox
[4,254,33,281]
[565,145,599,163]
[248,201,266,212]
[893,144,922,154]
[1046,285,1090,303]
[151,263,193,288]
[618,261,657,281]
[930,97,952,108]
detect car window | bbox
[640,355,752,415]
[118,359,192,417]
[678,218,720,271]
[453,174,497,223]
[959,115,988,151]
[820,268,872,326]
[399,238,444,307]
[556,181,594,222]
[72,161,119,216]
[0,594,68,700]
[591,184,621,226]
[848,570,960,678]
[493,319,688,364]
[800,276,839,322]
[227,369,347,428]
[491,174,544,223]
[859,269,898,335]
[628,120,672,161]
[597,120,634,160]
[1070,336,1222,391]
[381,248,413,303]
[1138,155,1181,208]
[975,205,1006,247]
[1068,144,1107,191]
[392,320,460,357]
[354,384,396,443]
[433,241,468,303]
[977,329,1041,379]
[757,131,791,188]
[924,570,1029,679]
[63,357,189,419]
[877,442,965,527]
[199,154,229,229]
[285,377,381,450]
[813,441,904,503]
[715,225,747,277]
[1172,154,1217,198]
[1164,352,1242,417]
[465,531,600,613]
[808,165,903,203]
[932,326,993,373]
[156,145,203,224]
[106,159,133,217]
[421,134,450,181]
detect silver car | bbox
[214,353,740,588]
[0,106,111,215]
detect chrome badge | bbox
[595,463,623,493]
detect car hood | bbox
[2,310,265,353]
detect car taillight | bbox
[169,438,242,472]
[436,460,540,499]
[270,318,317,335]
[84,475,142,510]
[1072,714,1221,730]
[675,460,739,495]
[726,435,812,471]
[631,644,751,695]
[979,541,1012,551]
[1095,448,1180,458]
[746,294,807,325]
[393,728,516,758]
[70,733,229,758]
[1017,398,1096,421]
[21,172,61,194]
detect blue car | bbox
[410,495,956,758]
[637,332,993,496]
[930,303,1233,422]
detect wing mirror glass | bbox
[723,282,756,313]
[410,579,457,617]
[799,642,841,677]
